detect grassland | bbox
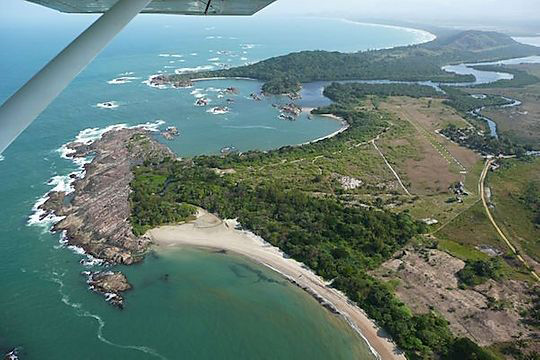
[463,63,540,150]
[488,158,540,265]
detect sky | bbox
[1,0,540,27]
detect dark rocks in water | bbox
[194,97,209,107]
[161,126,180,141]
[220,146,237,155]
[86,271,131,309]
[278,103,302,117]
[160,274,170,282]
[4,348,20,360]
[287,92,302,101]
[39,191,65,219]
[225,87,239,94]
[37,128,173,307]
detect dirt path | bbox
[371,139,412,196]
[479,159,540,281]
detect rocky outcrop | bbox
[86,271,131,309]
[4,349,19,360]
[148,74,193,88]
[161,126,180,140]
[41,129,172,266]
[38,129,173,307]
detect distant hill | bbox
[426,30,519,52]
[168,30,540,94]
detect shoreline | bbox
[338,18,437,46]
[191,76,259,82]
[147,209,406,360]
[300,110,350,145]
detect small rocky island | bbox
[147,74,193,88]
[4,349,19,360]
[161,126,180,140]
[86,271,132,309]
[40,128,173,307]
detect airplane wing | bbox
[0,0,278,155]
[25,0,277,16]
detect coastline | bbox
[147,209,406,360]
[301,110,350,145]
[334,18,437,46]
[191,76,258,82]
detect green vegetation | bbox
[456,258,503,287]
[130,165,196,236]
[438,87,532,156]
[168,31,539,95]
[522,286,540,329]
[441,86,512,113]
[488,158,540,262]
[261,75,301,95]
[444,338,500,360]
[440,124,526,156]
[129,86,502,358]
[473,65,540,88]
[322,82,442,103]
[521,181,540,226]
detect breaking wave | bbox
[50,273,167,359]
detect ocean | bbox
[0,15,434,359]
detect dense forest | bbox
[167,31,540,95]
[441,86,513,113]
[129,86,500,358]
[472,65,540,88]
[322,82,442,103]
[440,124,526,156]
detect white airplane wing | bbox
[25,0,277,16]
[0,0,277,154]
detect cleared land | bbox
[379,97,480,195]
[374,248,535,347]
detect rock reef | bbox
[39,128,173,307]
[86,271,132,309]
[42,129,172,265]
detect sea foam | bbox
[28,120,165,231]
[174,65,215,74]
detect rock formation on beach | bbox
[39,128,173,307]
[42,129,172,265]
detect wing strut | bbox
[0,0,152,155]
[204,0,213,15]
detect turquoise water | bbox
[0,16,432,359]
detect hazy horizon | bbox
[2,0,539,30]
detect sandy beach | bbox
[300,109,350,145]
[147,209,406,360]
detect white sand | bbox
[147,209,405,360]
